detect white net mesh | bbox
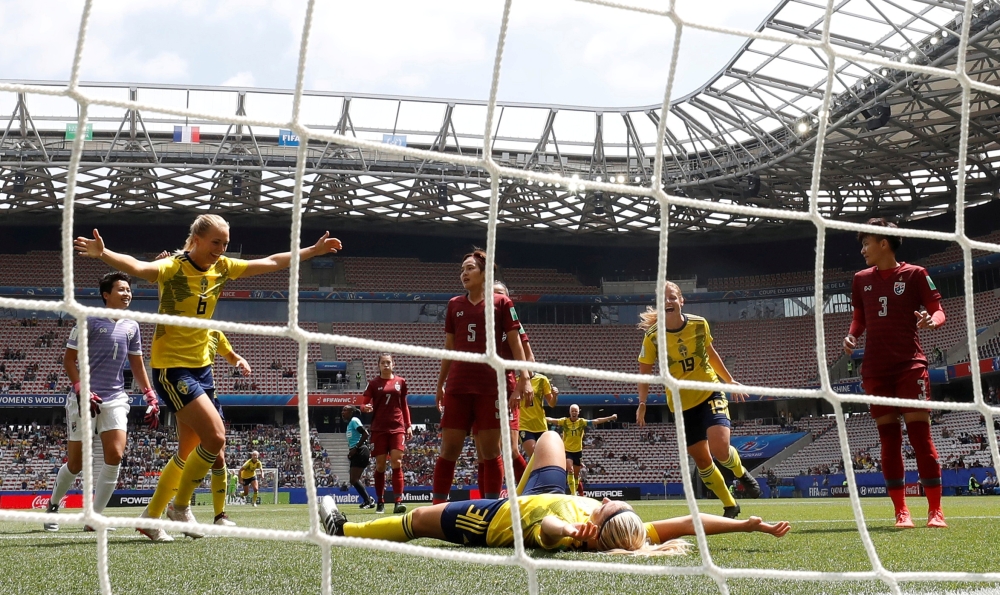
[1,1,999,594]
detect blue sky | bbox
[0,0,775,107]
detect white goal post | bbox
[256,468,280,505]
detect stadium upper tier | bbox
[1,3,999,239]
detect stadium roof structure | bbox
[1,0,999,245]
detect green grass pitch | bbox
[1,497,998,595]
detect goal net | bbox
[1,1,999,595]
[257,468,281,505]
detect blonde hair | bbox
[637,281,683,331]
[598,509,690,557]
[181,214,229,253]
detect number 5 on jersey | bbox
[467,323,476,342]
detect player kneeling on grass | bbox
[636,281,760,519]
[45,272,160,532]
[843,218,947,529]
[320,431,789,553]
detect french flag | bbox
[173,125,200,143]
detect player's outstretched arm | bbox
[242,232,342,278]
[74,229,159,283]
[649,514,790,543]
[591,414,618,427]
[223,350,252,376]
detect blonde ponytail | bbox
[182,214,229,253]
[597,510,690,557]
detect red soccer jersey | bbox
[851,262,942,378]
[444,293,522,395]
[363,375,411,433]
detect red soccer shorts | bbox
[441,392,500,433]
[863,366,931,419]
[371,431,406,457]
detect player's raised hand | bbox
[155,250,171,260]
[843,334,857,355]
[74,229,105,259]
[310,232,342,256]
[915,310,937,329]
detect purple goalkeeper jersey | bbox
[66,318,143,401]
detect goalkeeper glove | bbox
[142,387,160,429]
[72,382,102,417]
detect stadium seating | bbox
[340,256,599,295]
[0,320,321,396]
[770,411,997,477]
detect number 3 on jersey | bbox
[878,296,887,317]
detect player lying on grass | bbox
[636,281,760,519]
[320,431,789,553]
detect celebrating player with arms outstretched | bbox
[432,250,532,503]
[636,281,760,519]
[44,272,158,531]
[75,214,341,541]
[843,218,947,529]
[362,354,412,514]
[320,431,790,553]
[546,405,616,496]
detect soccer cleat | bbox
[136,507,174,542]
[42,501,59,533]
[319,495,347,536]
[894,508,915,528]
[214,512,236,527]
[83,525,117,532]
[43,502,59,532]
[393,503,407,515]
[722,504,741,519]
[927,509,948,528]
[375,502,385,514]
[737,473,762,499]
[166,502,205,539]
[252,500,258,507]
[359,500,375,510]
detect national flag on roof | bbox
[173,126,200,143]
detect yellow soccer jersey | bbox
[637,315,720,412]
[207,330,233,362]
[240,458,263,480]
[518,374,553,433]
[151,253,249,369]
[487,494,599,550]
[556,417,590,453]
